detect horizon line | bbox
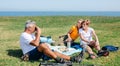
[0,11,120,12]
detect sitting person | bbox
[60,19,83,47]
[19,20,82,63]
[79,20,101,59]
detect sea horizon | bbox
[0,11,120,16]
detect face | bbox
[82,22,88,30]
[27,24,36,33]
[77,20,82,28]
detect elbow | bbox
[34,42,39,46]
[30,41,39,46]
[80,37,84,41]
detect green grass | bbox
[0,16,120,66]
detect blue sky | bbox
[0,0,120,11]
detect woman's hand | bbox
[89,40,96,46]
[65,37,72,42]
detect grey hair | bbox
[25,20,36,28]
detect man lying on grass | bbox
[19,20,82,63]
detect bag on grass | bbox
[102,45,119,52]
[40,36,55,44]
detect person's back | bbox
[69,25,79,40]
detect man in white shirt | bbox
[20,20,82,63]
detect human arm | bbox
[30,26,41,46]
[92,29,99,45]
[79,33,90,43]
[65,28,73,42]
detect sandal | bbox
[21,53,29,61]
[87,54,96,59]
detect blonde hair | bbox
[77,19,83,23]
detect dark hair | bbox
[85,19,90,25]
[80,21,86,28]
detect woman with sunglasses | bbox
[79,20,101,59]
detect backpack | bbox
[40,36,55,44]
[102,45,119,52]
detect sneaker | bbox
[55,57,72,63]
[71,55,82,63]
[56,58,66,63]
[75,55,82,63]
[21,53,29,61]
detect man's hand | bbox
[31,26,41,46]
[36,26,41,35]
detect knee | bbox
[39,43,48,48]
[37,43,49,51]
[86,46,93,53]
[95,43,100,47]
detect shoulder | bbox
[20,32,32,39]
[21,32,29,36]
[79,28,83,33]
[71,25,76,29]
[88,27,94,31]
[70,25,76,30]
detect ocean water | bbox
[0,11,120,16]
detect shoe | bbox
[56,58,66,63]
[71,55,82,63]
[97,50,109,57]
[87,54,96,59]
[21,53,29,61]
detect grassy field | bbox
[0,16,120,66]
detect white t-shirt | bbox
[79,27,94,45]
[20,32,36,54]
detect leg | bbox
[63,35,68,46]
[37,43,57,59]
[37,43,71,60]
[86,46,94,54]
[53,51,70,60]
[94,43,101,51]
[37,43,82,62]
[71,42,79,47]
[89,40,101,51]
[86,46,96,59]
[21,48,43,61]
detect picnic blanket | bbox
[42,44,82,61]
[49,45,82,55]
[40,36,82,55]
